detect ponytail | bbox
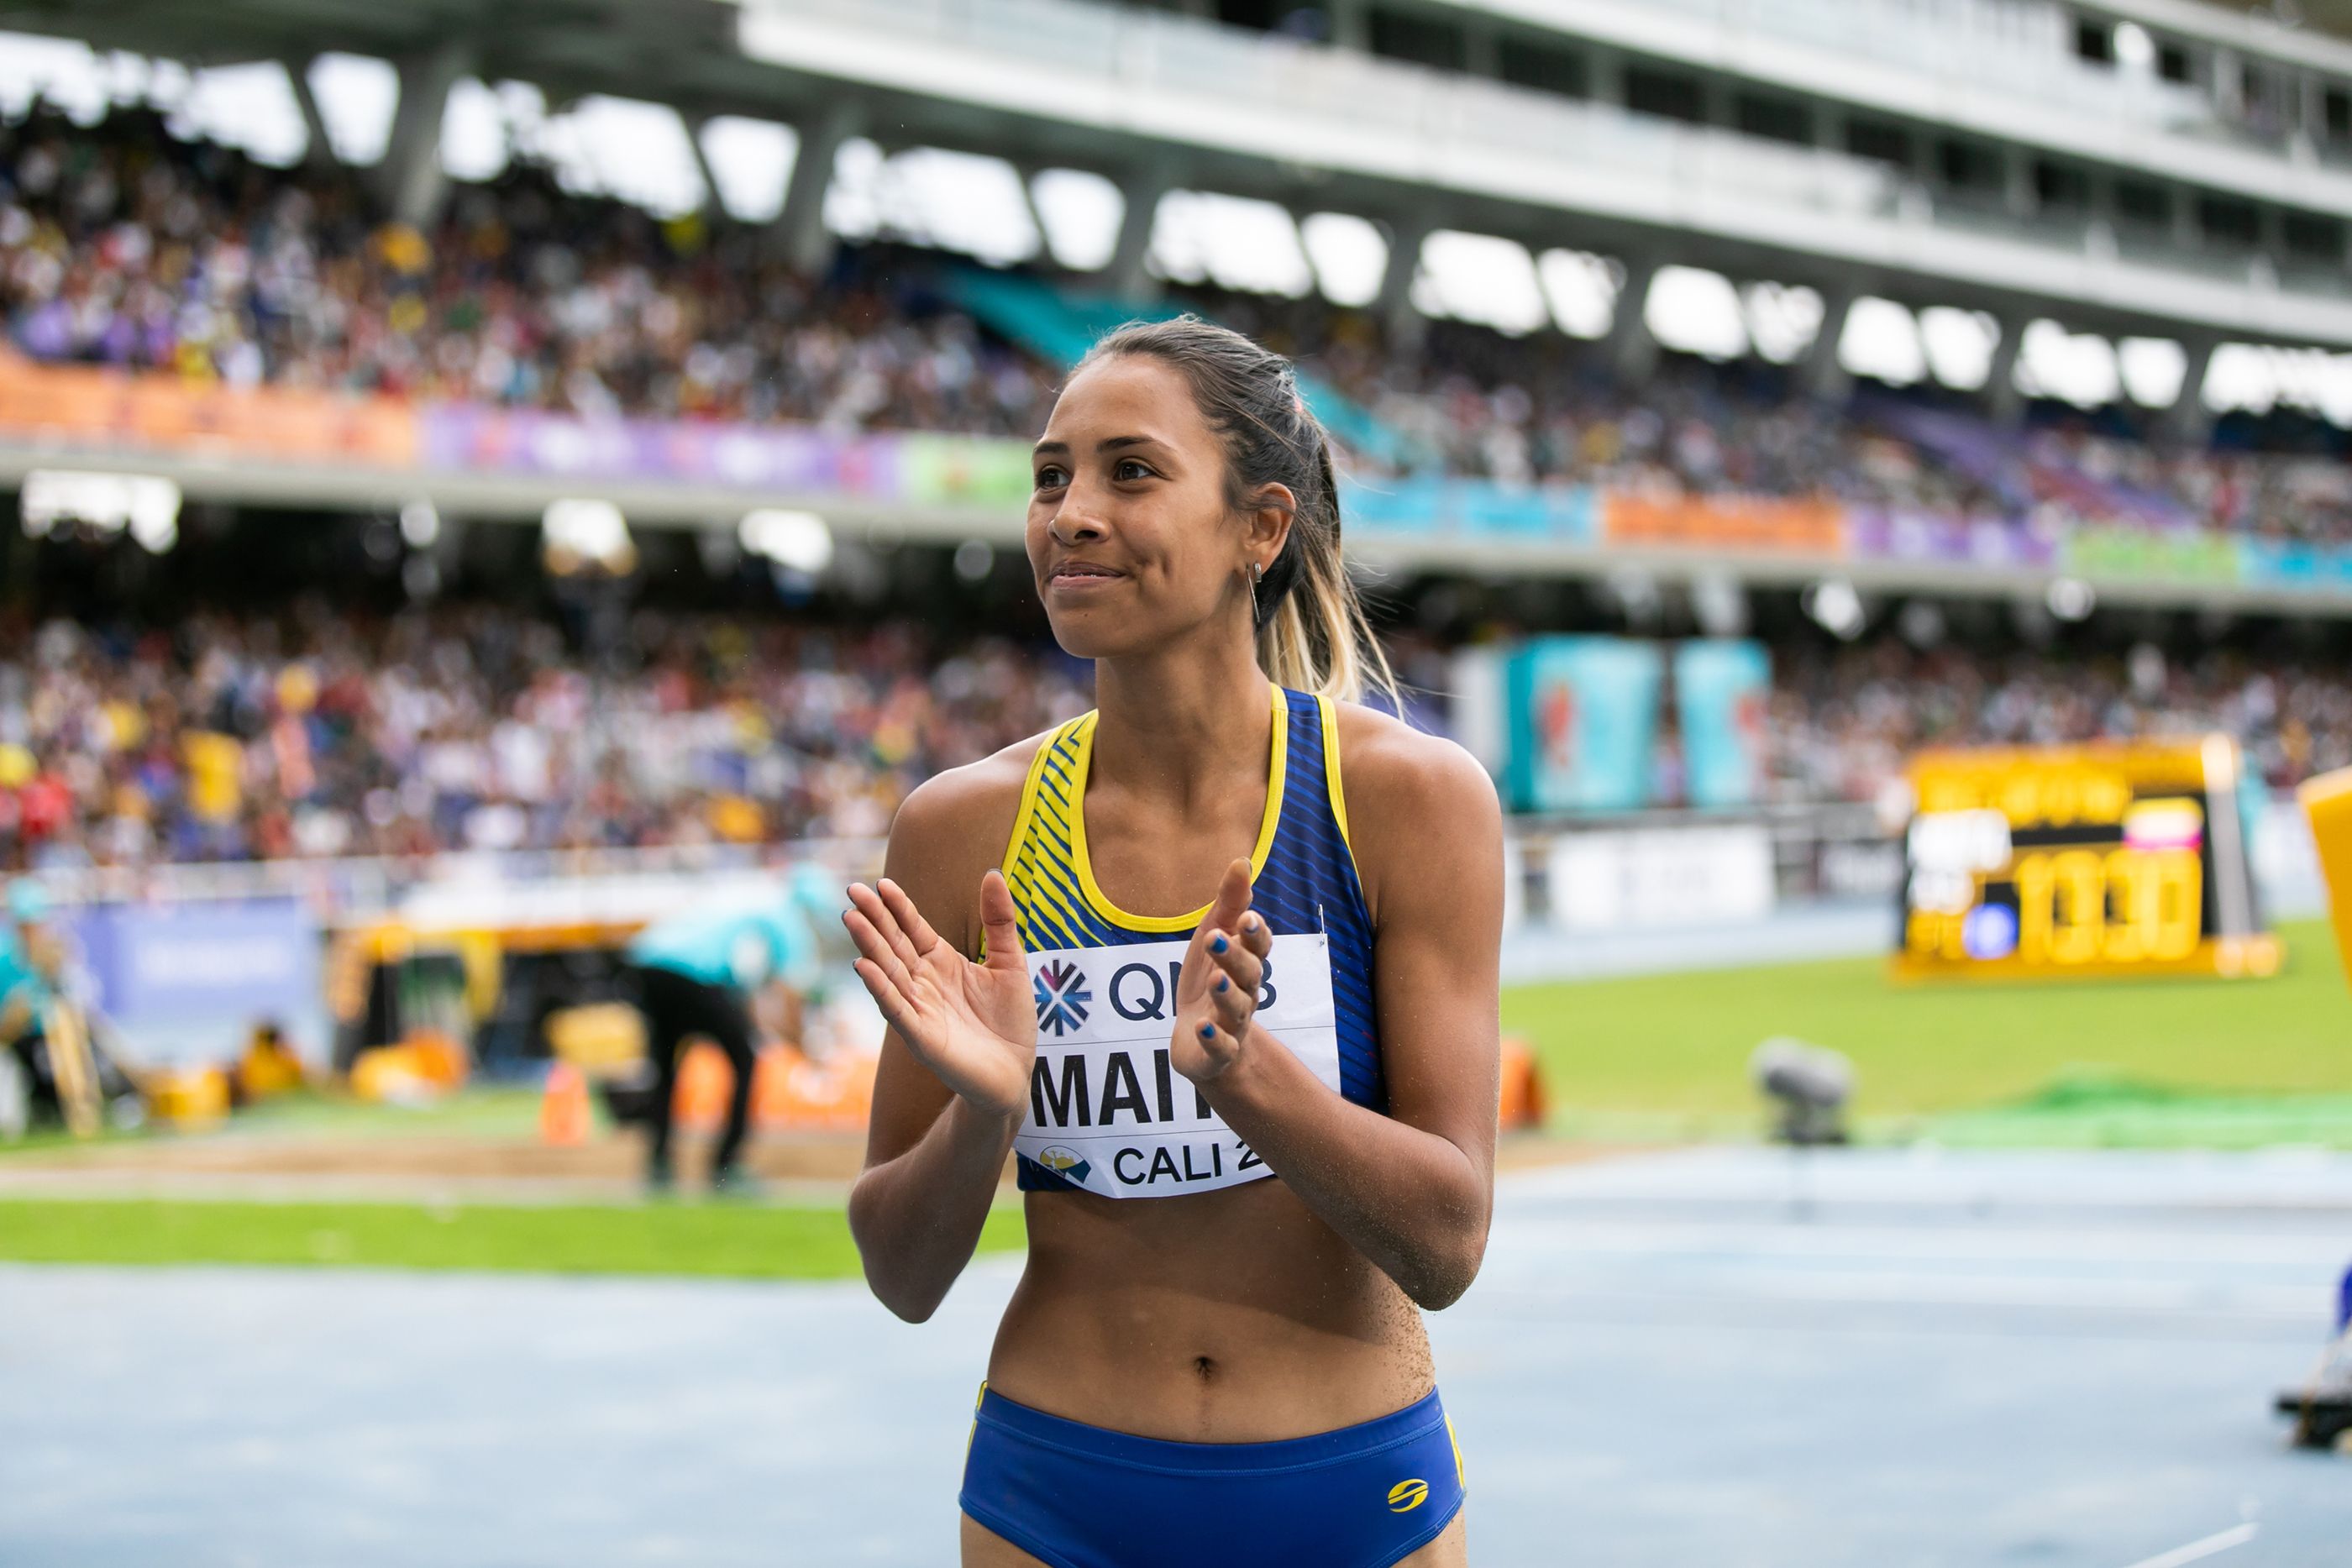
[1081,315,1399,708]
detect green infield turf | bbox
[0,1197,1026,1278]
[1505,917,2352,1143]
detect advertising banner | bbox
[71,897,326,1063]
[2239,538,2352,594]
[1601,494,1844,553]
[1442,646,1511,777]
[900,432,1037,506]
[11,355,2352,610]
[1544,826,1776,931]
[2060,524,2240,585]
[1674,639,1772,810]
[1342,476,1597,543]
[1846,506,2057,570]
[0,354,417,468]
[416,406,902,496]
[1504,637,1663,814]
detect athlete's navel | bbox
[1189,1354,1218,1383]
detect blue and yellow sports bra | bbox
[1003,684,1382,1198]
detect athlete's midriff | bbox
[984,1177,1436,1444]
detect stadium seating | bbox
[0,598,2344,871]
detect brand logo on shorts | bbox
[1386,1477,1429,1513]
[1035,1146,1092,1184]
[1033,959,1090,1036]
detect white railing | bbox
[34,838,890,921]
[29,806,1898,924]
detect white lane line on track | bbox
[1490,1218,2341,1267]
[1478,1271,2318,1317]
[2118,1523,2259,1568]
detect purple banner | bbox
[70,896,326,1062]
[417,406,910,497]
[1847,507,2058,570]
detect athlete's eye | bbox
[1033,464,1068,490]
[1112,459,1155,482]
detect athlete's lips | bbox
[1046,560,1126,587]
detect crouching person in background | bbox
[624,883,822,1195]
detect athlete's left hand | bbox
[1169,857,1273,1084]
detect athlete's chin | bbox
[1043,607,1160,661]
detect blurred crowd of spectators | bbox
[3,595,2346,872]
[0,605,1089,872]
[5,104,2348,545]
[0,105,1058,436]
[1767,635,2352,805]
[2014,423,2352,545]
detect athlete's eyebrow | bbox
[1031,435,1165,457]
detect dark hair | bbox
[1076,314,1396,705]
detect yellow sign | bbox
[2300,767,2352,994]
[1896,737,2279,982]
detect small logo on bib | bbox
[1033,959,1091,1036]
[1387,1478,1429,1513]
[1035,1146,1092,1183]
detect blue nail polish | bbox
[1215,976,1230,993]
[1210,935,1229,953]
[1199,1024,1215,1039]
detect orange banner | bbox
[0,354,418,469]
[1602,493,1846,553]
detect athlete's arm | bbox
[1176,714,1503,1311]
[844,758,1035,1324]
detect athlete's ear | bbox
[1241,482,1295,578]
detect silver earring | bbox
[1249,562,1265,627]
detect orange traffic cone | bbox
[540,1062,591,1146]
[1497,1037,1547,1132]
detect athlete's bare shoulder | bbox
[1328,700,1502,926]
[884,723,1069,950]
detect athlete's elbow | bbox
[847,1182,948,1323]
[872,1276,946,1324]
[1399,1231,1488,1312]
[854,1241,951,1323]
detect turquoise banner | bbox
[2239,538,2352,593]
[1504,637,1663,814]
[1673,640,1772,810]
[1342,477,1597,543]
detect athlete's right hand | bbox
[844,871,1036,1123]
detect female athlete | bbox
[843,315,1503,1567]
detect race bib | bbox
[1017,933,1340,1198]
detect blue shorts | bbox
[960,1384,1466,1568]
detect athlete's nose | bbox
[1049,507,1108,546]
